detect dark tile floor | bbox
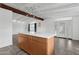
[0,35,79,55]
[55,38,79,55]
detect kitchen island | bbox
[18,32,55,55]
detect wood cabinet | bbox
[18,33,55,55]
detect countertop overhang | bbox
[19,32,55,38]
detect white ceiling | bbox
[4,3,79,21]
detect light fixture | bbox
[22,21,25,24]
[17,21,22,23]
[12,19,25,24]
[17,20,25,24]
[12,20,17,22]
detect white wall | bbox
[12,17,39,34]
[73,15,79,40]
[12,22,25,34]
[54,19,73,38]
[0,8,12,48]
[39,19,55,34]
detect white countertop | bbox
[20,32,56,38]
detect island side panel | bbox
[47,36,55,55]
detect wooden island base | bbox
[18,33,55,55]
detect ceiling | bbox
[4,3,79,22]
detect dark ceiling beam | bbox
[0,3,44,21]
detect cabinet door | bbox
[55,21,65,37]
[27,36,47,55]
[54,20,73,38]
[23,35,32,52]
[18,35,27,49]
[18,35,26,48]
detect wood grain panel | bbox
[18,33,55,55]
[47,36,55,55]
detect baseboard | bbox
[55,36,72,40]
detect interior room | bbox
[0,3,79,55]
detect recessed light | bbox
[22,22,25,24]
[17,21,21,23]
[12,20,17,22]
[13,20,25,24]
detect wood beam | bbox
[0,3,44,21]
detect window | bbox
[28,23,37,32]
